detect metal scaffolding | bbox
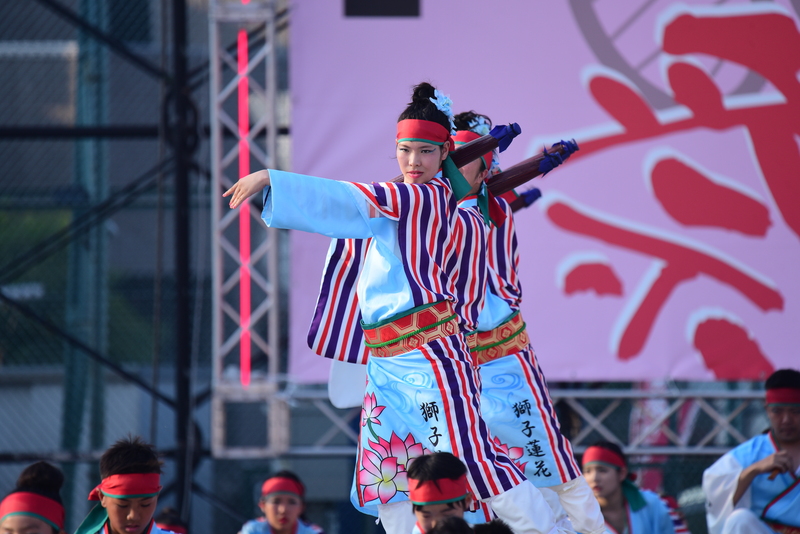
[208,0,287,459]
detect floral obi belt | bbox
[471,310,529,365]
[361,301,469,358]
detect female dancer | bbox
[582,442,684,534]
[225,83,562,534]
[453,111,608,534]
[240,471,324,534]
[0,462,66,534]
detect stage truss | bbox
[209,0,286,458]
[279,387,765,457]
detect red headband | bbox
[453,130,493,172]
[766,388,800,405]
[582,446,626,470]
[408,475,469,506]
[261,477,304,499]
[0,492,65,531]
[88,473,162,501]
[397,119,452,149]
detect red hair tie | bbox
[88,473,162,501]
[766,388,800,405]
[453,130,493,172]
[261,477,304,499]
[396,119,451,148]
[0,492,65,531]
[582,446,626,470]
[408,475,470,506]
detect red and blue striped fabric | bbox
[350,177,459,307]
[486,197,523,310]
[307,237,371,364]
[478,196,582,483]
[307,177,467,363]
[448,202,489,333]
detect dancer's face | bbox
[100,495,158,534]
[413,499,469,533]
[583,463,626,502]
[259,493,303,534]
[458,158,489,195]
[397,141,448,184]
[1,515,55,534]
[767,403,800,444]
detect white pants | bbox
[549,476,609,534]
[485,481,572,534]
[722,509,777,534]
[377,501,416,534]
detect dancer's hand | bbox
[223,170,271,209]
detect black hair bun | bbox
[15,462,64,502]
[453,111,492,132]
[410,82,437,104]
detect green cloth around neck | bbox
[74,504,108,534]
[622,479,647,512]
[441,157,471,201]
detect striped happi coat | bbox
[447,196,489,335]
[473,197,582,485]
[261,170,526,513]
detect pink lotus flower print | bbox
[492,436,528,473]
[358,449,409,504]
[361,392,385,428]
[368,432,428,469]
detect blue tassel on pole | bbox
[490,123,522,152]
[538,139,579,175]
[521,187,542,207]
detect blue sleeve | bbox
[261,170,374,239]
[646,492,678,534]
[240,520,265,534]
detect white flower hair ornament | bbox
[429,90,457,135]
[468,116,491,137]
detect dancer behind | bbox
[154,508,187,534]
[703,368,800,534]
[75,436,168,534]
[582,442,681,534]
[225,83,562,534]
[408,453,473,534]
[0,462,66,534]
[239,471,324,534]
[452,111,607,534]
[409,453,517,534]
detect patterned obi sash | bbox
[362,301,463,358]
[764,520,800,534]
[471,311,529,365]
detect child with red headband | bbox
[452,111,609,534]
[581,442,680,534]
[408,453,517,534]
[704,368,800,534]
[239,471,323,534]
[0,462,66,534]
[407,452,473,534]
[75,436,166,534]
[225,83,562,534]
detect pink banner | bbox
[287,0,800,383]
